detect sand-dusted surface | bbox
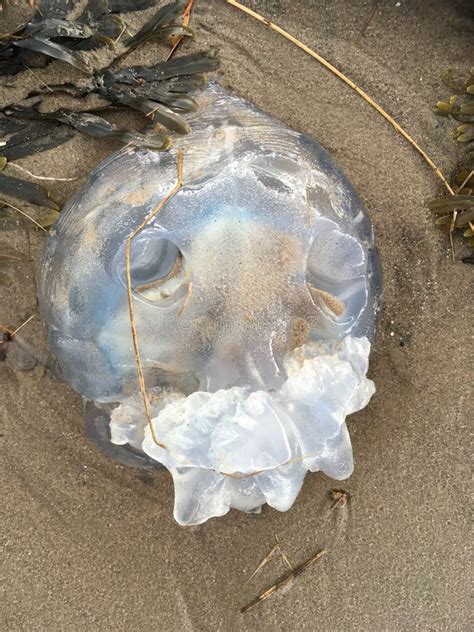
[1,1,472,630]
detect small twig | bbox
[275,534,293,571]
[0,253,28,262]
[0,313,35,339]
[222,448,323,479]
[12,313,35,336]
[246,544,279,584]
[0,199,48,232]
[146,106,160,119]
[8,162,78,182]
[225,0,454,195]
[456,170,473,193]
[24,65,53,93]
[240,549,327,613]
[177,281,193,317]
[449,210,458,262]
[246,535,293,585]
[112,15,128,45]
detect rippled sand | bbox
[0,1,471,629]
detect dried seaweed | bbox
[428,194,474,213]
[430,67,474,260]
[1,0,218,216]
[109,52,218,84]
[435,67,474,156]
[0,120,75,160]
[5,105,171,150]
[125,0,187,51]
[1,1,193,74]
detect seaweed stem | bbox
[0,199,48,232]
[166,0,195,61]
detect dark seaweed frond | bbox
[13,35,92,73]
[0,172,58,209]
[431,68,474,259]
[435,67,474,155]
[109,52,219,84]
[0,120,75,160]
[1,1,191,74]
[124,0,187,51]
[0,0,218,214]
[3,105,171,150]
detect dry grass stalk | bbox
[246,535,293,584]
[456,170,473,193]
[0,313,35,338]
[125,150,184,448]
[166,0,195,61]
[275,534,293,571]
[330,489,349,510]
[222,448,323,479]
[225,0,454,196]
[24,65,53,93]
[246,544,279,584]
[7,162,78,182]
[449,210,458,262]
[177,280,193,317]
[241,549,327,613]
[12,313,35,336]
[0,199,48,232]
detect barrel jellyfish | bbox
[37,82,382,525]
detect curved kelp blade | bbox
[138,88,198,113]
[13,38,91,72]
[126,25,193,51]
[103,88,190,134]
[0,114,27,137]
[428,195,474,213]
[111,52,219,84]
[125,0,187,51]
[51,110,171,150]
[0,122,75,161]
[0,173,58,209]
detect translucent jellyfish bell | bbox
[38,83,382,525]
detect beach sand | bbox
[0,1,472,629]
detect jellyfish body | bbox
[38,83,382,525]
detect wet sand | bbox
[0,1,472,630]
